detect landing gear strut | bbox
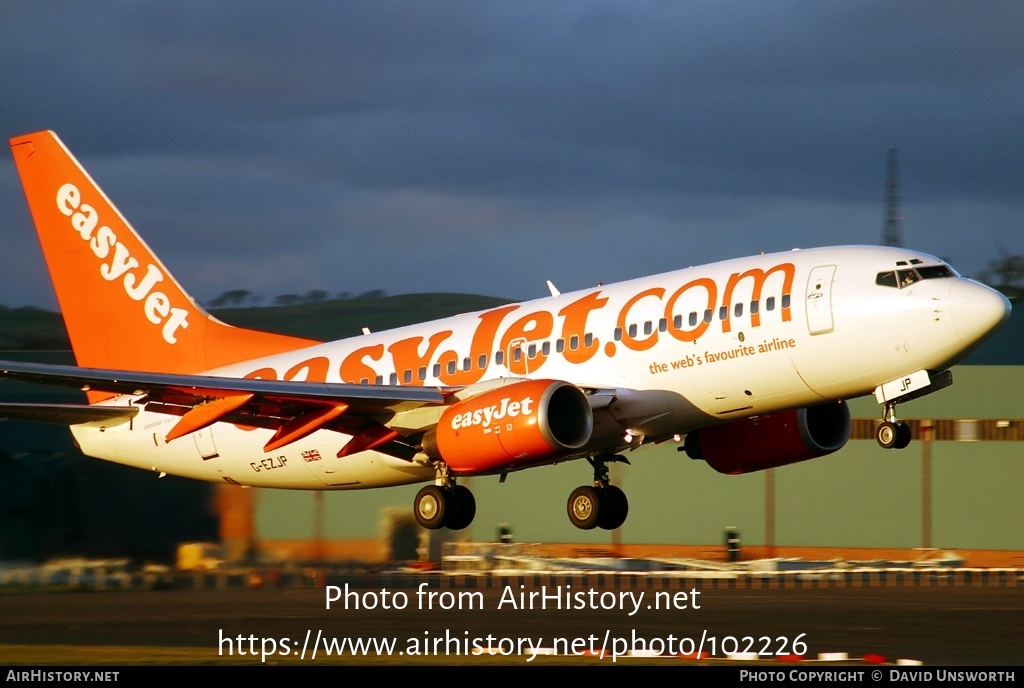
[876,402,911,450]
[414,466,476,530]
[567,454,629,531]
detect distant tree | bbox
[357,289,386,300]
[336,291,352,300]
[210,289,254,308]
[979,246,1024,286]
[274,294,301,307]
[304,289,328,303]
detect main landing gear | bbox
[567,454,629,531]
[414,480,476,531]
[876,401,911,450]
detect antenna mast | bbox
[883,147,902,247]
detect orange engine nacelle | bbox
[684,401,851,474]
[424,379,593,474]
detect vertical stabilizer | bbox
[10,130,318,375]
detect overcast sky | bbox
[1,1,1021,309]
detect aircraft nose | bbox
[949,279,1011,347]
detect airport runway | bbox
[0,584,1021,665]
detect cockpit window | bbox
[876,271,898,288]
[916,265,956,280]
[898,269,920,288]
[876,264,957,289]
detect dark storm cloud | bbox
[0,0,1021,307]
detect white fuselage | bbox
[71,245,1008,489]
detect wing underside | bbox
[0,360,449,460]
[0,360,685,464]
[0,402,138,425]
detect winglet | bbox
[10,131,318,376]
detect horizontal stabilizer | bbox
[0,402,138,426]
[0,359,446,412]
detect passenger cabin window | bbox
[433,363,442,377]
[734,303,743,318]
[766,297,776,311]
[750,300,759,315]
[478,353,488,369]
[584,333,594,347]
[495,351,504,366]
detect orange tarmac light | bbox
[0,130,1011,531]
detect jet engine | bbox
[684,401,851,474]
[422,379,593,474]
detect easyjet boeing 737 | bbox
[0,131,1011,531]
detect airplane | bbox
[0,130,1011,532]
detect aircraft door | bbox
[193,427,219,460]
[506,337,527,376]
[805,265,836,335]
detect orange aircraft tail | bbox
[10,130,318,377]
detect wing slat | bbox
[166,393,255,442]
[264,403,350,452]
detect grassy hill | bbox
[0,293,513,351]
[0,307,70,350]
[212,292,513,342]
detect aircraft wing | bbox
[0,359,448,458]
[0,402,139,425]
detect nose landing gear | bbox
[873,370,952,451]
[876,402,911,450]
